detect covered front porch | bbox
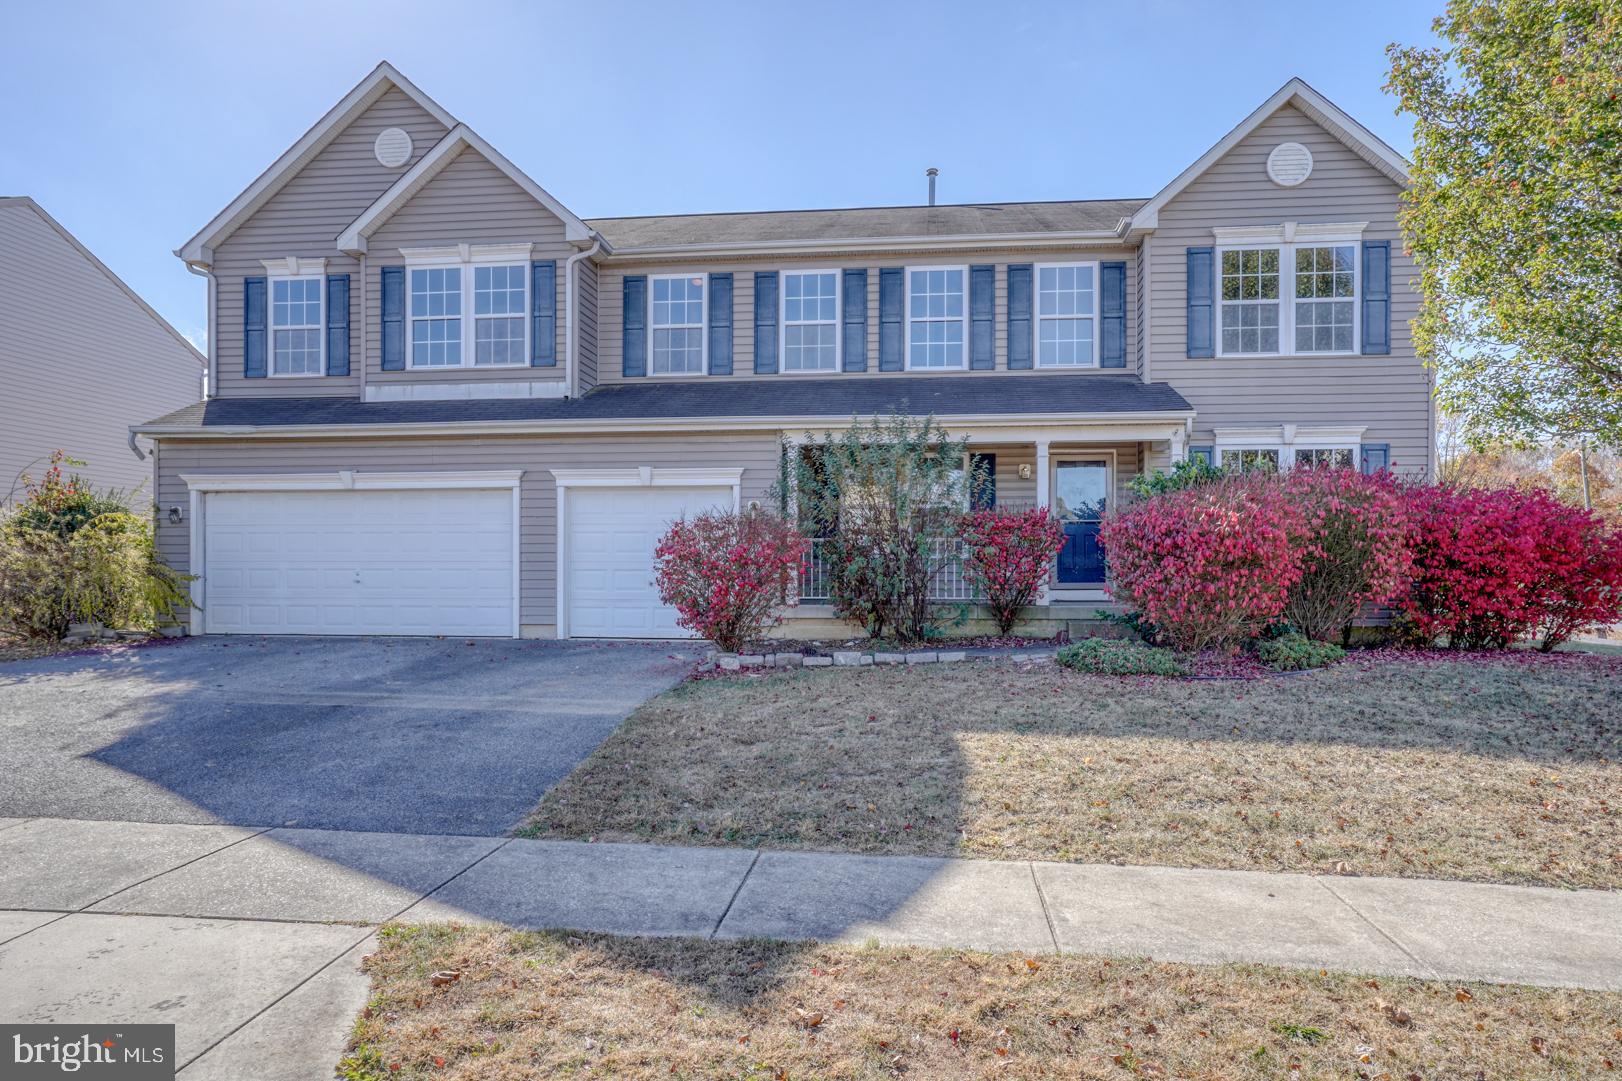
[785,417,1193,634]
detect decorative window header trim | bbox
[1211,221,1368,244]
[400,242,535,267]
[548,467,745,489]
[261,256,327,277]
[1213,424,1367,446]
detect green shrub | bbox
[1056,637,1189,677]
[1252,632,1345,671]
[0,513,191,640]
[1127,456,1224,498]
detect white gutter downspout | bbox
[564,235,603,398]
[182,260,216,399]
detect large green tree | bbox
[1387,0,1622,448]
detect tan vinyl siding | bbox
[153,434,781,628]
[212,87,448,399]
[575,258,598,391]
[977,442,1141,511]
[1146,105,1432,477]
[363,148,571,387]
[594,249,1139,384]
[0,200,202,499]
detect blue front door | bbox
[1055,459,1108,584]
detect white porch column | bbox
[1034,439,1051,605]
[1170,426,1187,464]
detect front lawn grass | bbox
[341,923,1622,1080]
[521,652,1622,889]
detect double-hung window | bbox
[1216,234,1359,357]
[270,275,323,376]
[906,267,966,370]
[781,270,839,372]
[1036,262,1098,367]
[1216,425,1362,474]
[403,244,531,369]
[650,274,705,375]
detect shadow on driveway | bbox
[0,635,699,835]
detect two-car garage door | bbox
[203,488,515,637]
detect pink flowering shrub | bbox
[960,507,1067,634]
[653,507,809,653]
[1277,467,1412,641]
[1397,485,1622,650]
[1100,477,1306,652]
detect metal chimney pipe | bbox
[926,167,938,206]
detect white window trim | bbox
[178,469,523,639]
[1213,225,1364,359]
[647,272,708,377]
[548,467,745,638]
[401,243,533,370]
[778,268,842,373]
[1213,424,1366,472]
[903,264,970,371]
[262,258,326,379]
[1033,260,1102,369]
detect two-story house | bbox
[135,63,1432,640]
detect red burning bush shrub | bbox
[1100,477,1306,653]
[653,507,809,653]
[1397,485,1622,650]
[1277,467,1412,641]
[960,507,1067,635]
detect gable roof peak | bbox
[1130,76,1410,231]
[176,61,458,267]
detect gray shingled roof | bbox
[587,199,1145,250]
[141,374,1191,429]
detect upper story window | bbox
[781,270,839,372]
[1036,263,1098,367]
[1217,235,1360,357]
[410,266,463,367]
[402,244,532,369]
[270,276,323,377]
[906,267,966,370]
[651,274,705,375]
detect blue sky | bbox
[0,0,1439,350]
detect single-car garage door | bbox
[203,488,515,636]
[565,486,733,637]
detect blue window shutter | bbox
[622,275,647,377]
[243,276,267,378]
[1100,261,1126,368]
[708,272,733,375]
[970,452,996,510]
[842,268,867,372]
[1360,443,1391,475]
[379,266,405,371]
[1188,445,1214,466]
[1186,247,1214,358]
[1361,240,1391,355]
[878,267,904,371]
[1006,264,1033,369]
[754,271,779,374]
[325,274,350,376]
[531,260,557,366]
[969,264,995,370]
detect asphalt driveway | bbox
[0,636,700,835]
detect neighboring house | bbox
[135,63,1433,640]
[1,198,205,502]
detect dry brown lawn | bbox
[340,923,1622,1080]
[521,653,1622,889]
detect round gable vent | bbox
[1266,142,1313,187]
[374,127,413,168]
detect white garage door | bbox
[203,488,515,636]
[566,486,732,638]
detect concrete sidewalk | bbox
[3,817,1620,1079]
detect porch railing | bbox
[798,536,984,603]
